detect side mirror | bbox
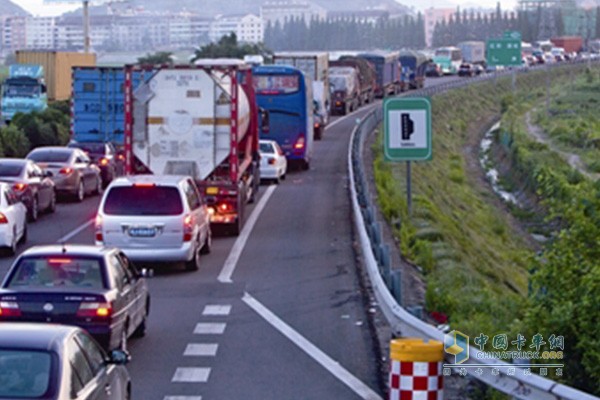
[259,108,270,134]
[109,349,130,365]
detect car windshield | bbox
[5,257,105,289]
[103,186,183,216]
[260,143,275,154]
[69,143,105,155]
[0,350,52,398]
[0,164,24,177]
[28,151,71,163]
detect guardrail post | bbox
[391,269,402,305]
[389,338,444,400]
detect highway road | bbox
[0,75,460,400]
[0,106,384,400]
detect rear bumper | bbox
[260,166,280,179]
[97,241,195,262]
[0,228,12,247]
[52,175,78,193]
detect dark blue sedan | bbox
[0,245,150,351]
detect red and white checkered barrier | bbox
[389,360,443,400]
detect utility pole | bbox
[83,0,90,53]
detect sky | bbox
[11,0,519,17]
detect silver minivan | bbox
[95,175,211,270]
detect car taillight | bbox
[218,202,233,213]
[183,214,193,242]
[294,135,305,150]
[0,301,21,317]
[0,213,8,224]
[267,157,276,165]
[99,158,109,166]
[12,183,27,192]
[76,302,112,318]
[59,167,73,175]
[95,215,103,242]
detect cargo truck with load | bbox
[357,51,400,98]
[328,66,360,115]
[16,50,96,101]
[273,52,329,139]
[398,50,429,91]
[1,64,47,123]
[123,61,260,235]
[330,55,376,108]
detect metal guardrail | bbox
[347,61,600,400]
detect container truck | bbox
[16,50,96,101]
[356,51,400,98]
[550,36,583,54]
[331,56,376,105]
[398,50,429,91]
[1,64,47,123]
[457,41,486,65]
[123,61,260,235]
[329,66,360,115]
[273,51,330,134]
[71,66,155,147]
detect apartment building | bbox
[260,1,327,26]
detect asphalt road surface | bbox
[0,75,460,400]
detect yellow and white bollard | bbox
[389,338,444,400]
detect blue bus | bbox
[252,65,314,170]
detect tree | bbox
[0,125,30,157]
[596,7,600,39]
[192,33,271,61]
[137,51,174,65]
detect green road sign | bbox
[504,31,522,40]
[487,38,522,66]
[384,97,432,161]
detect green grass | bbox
[372,65,589,337]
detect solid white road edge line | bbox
[218,184,277,283]
[56,219,94,243]
[242,292,383,400]
[326,102,380,131]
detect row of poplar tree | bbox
[263,5,600,51]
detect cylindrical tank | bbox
[141,68,251,180]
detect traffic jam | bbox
[0,51,401,400]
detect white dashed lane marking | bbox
[171,368,211,383]
[164,397,202,400]
[193,323,226,335]
[184,343,219,357]
[202,305,231,316]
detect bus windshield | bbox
[253,75,299,94]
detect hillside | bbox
[102,0,410,16]
[1,0,28,15]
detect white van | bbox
[95,175,211,271]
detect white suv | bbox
[95,175,211,271]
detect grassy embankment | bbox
[371,65,588,337]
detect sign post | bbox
[384,97,432,216]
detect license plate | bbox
[128,227,156,237]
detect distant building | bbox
[25,16,56,49]
[424,7,455,48]
[2,16,27,54]
[210,14,264,43]
[260,1,327,26]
